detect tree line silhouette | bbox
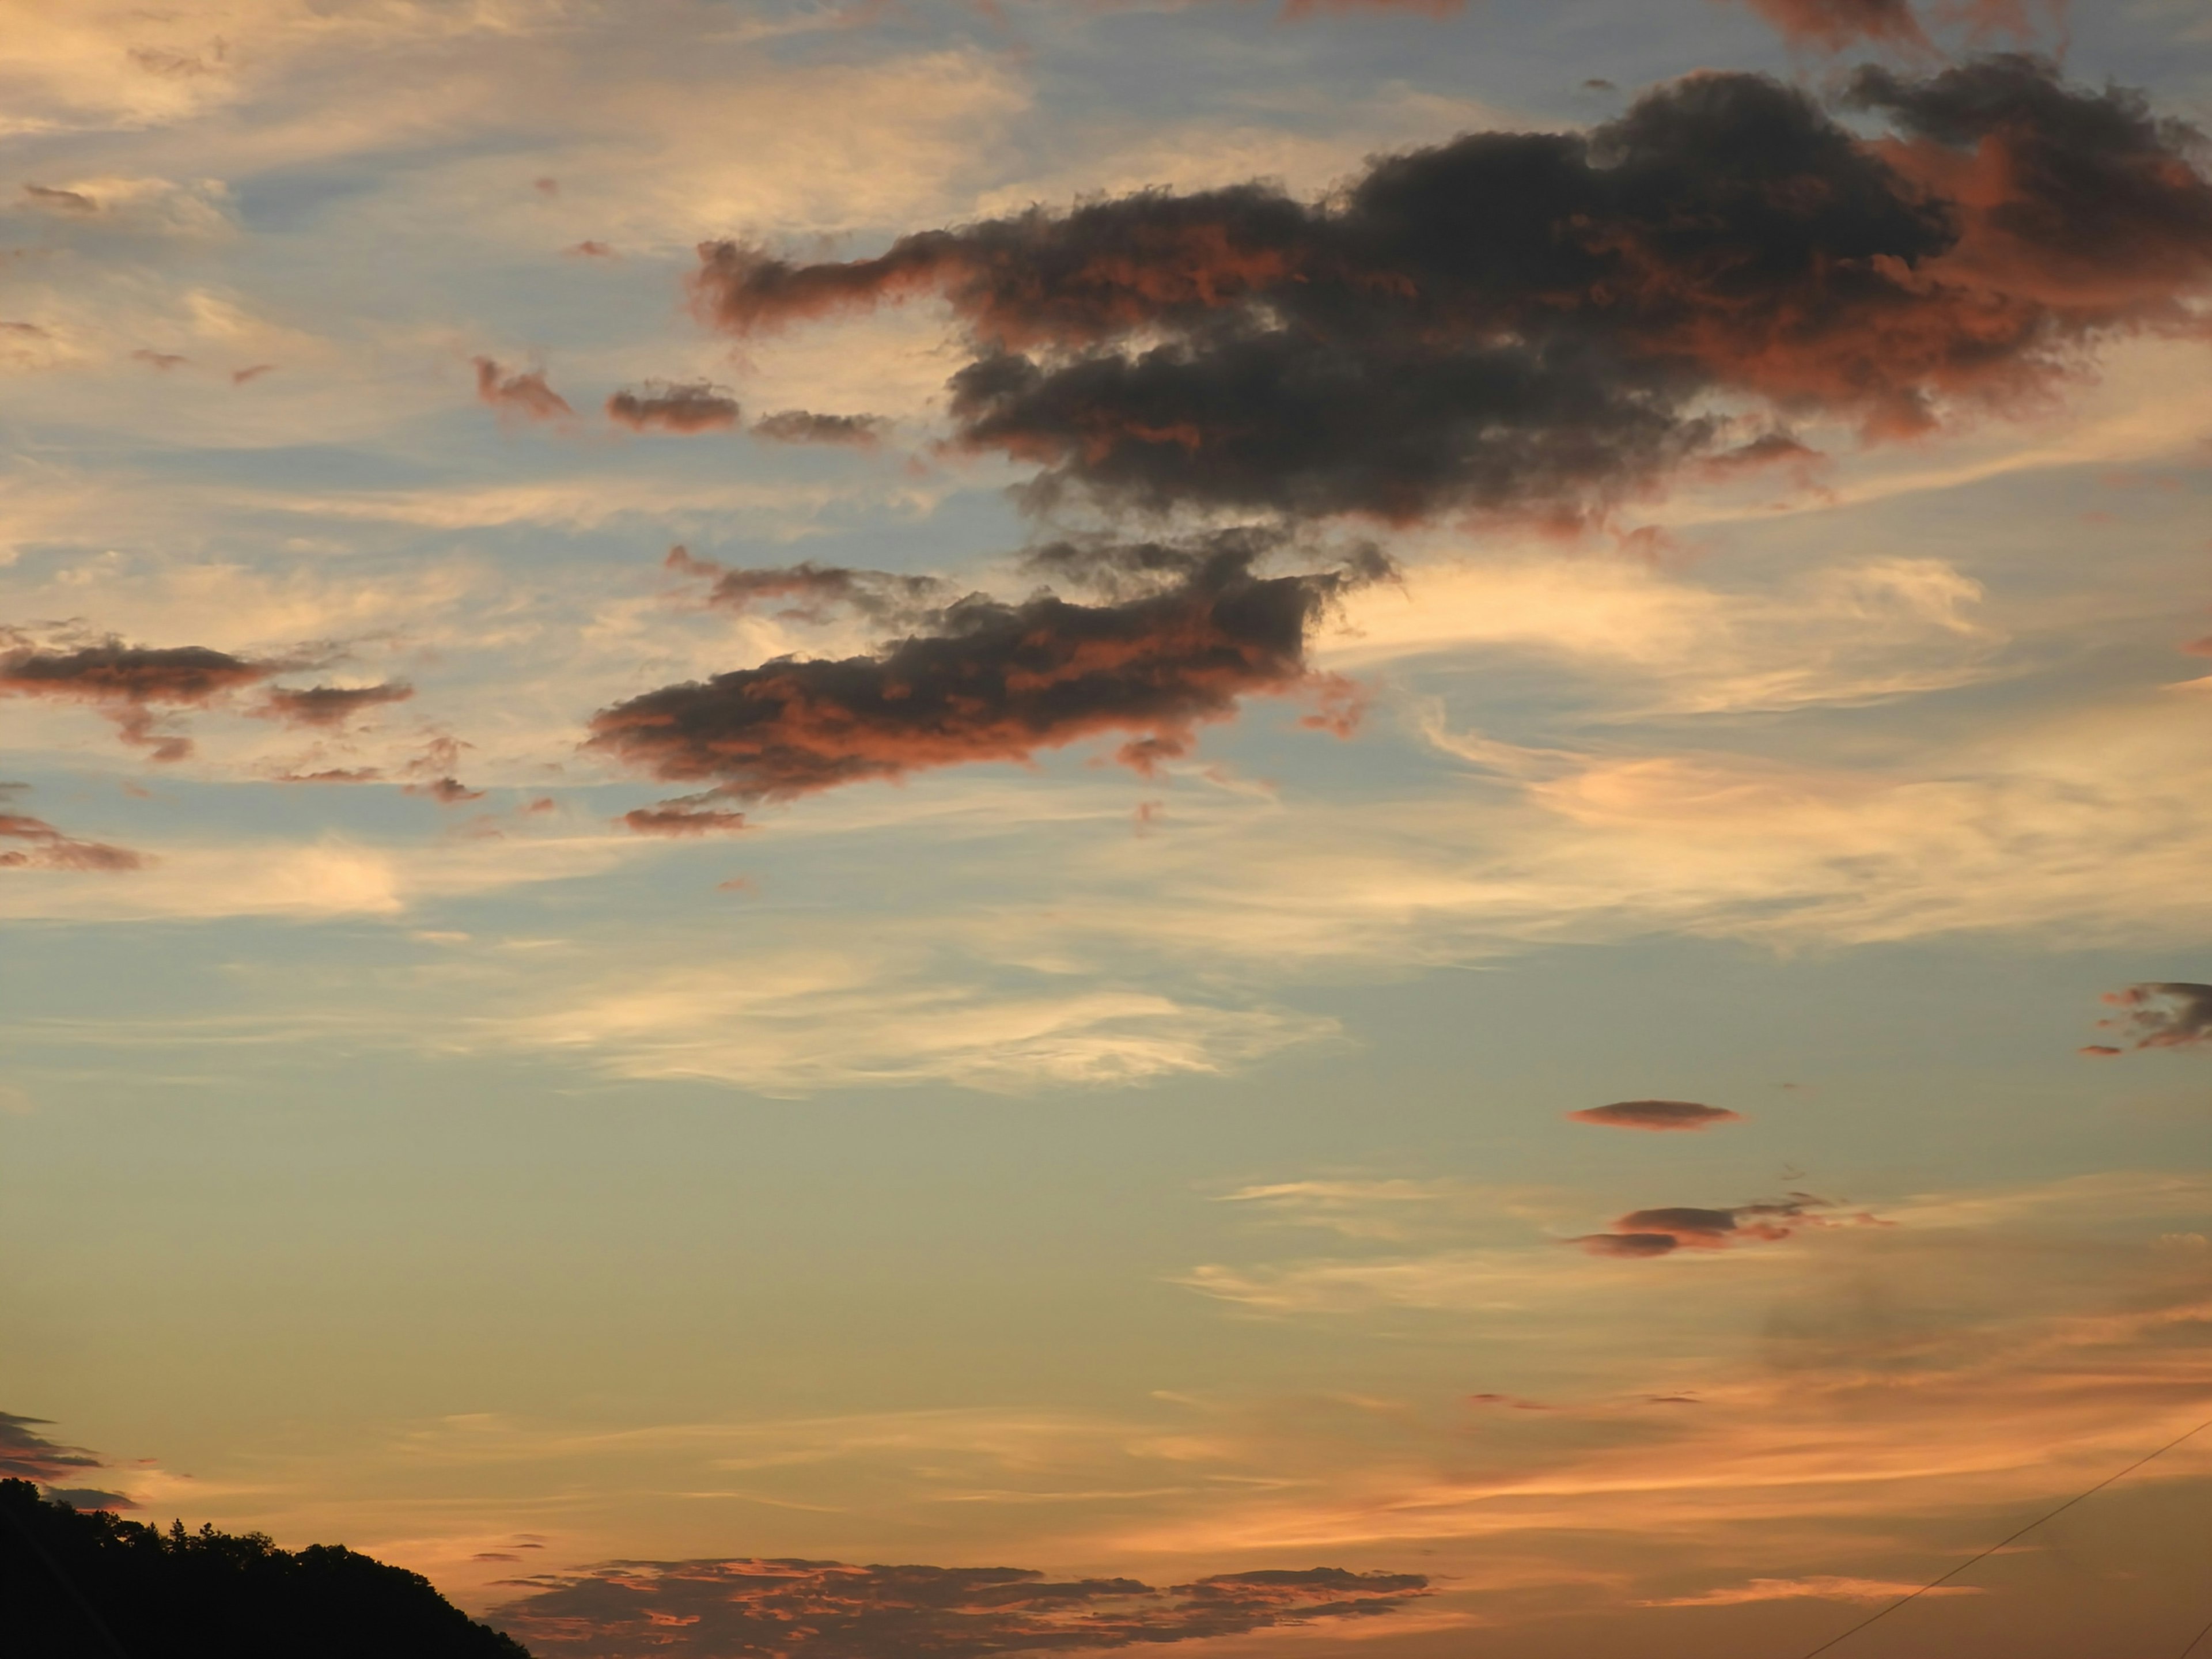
[1,1479,530,1657]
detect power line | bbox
[2178,1609,2212,1659]
[1794,1412,2212,1659]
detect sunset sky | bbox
[3,1,2212,1654]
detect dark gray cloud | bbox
[607,380,741,433]
[592,532,1387,802]
[752,410,888,446]
[0,1414,131,1506]
[666,546,948,626]
[1733,0,2062,52]
[1568,1100,1744,1131]
[1734,0,1927,49]
[491,1558,1428,1659]
[694,58,2211,525]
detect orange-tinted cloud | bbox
[1731,0,2063,51]
[254,682,413,728]
[0,638,293,760]
[621,802,749,836]
[491,1559,1428,1659]
[474,356,573,422]
[1732,0,1929,50]
[607,381,741,433]
[2092,983,2212,1051]
[0,812,143,872]
[1574,1194,1861,1256]
[590,534,1388,802]
[1568,1099,1744,1131]
[693,59,2211,524]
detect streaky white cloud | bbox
[485,951,1331,1093]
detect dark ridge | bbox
[0,1479,530,1658]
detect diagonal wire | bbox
[1795,1413,2212,1659]
[2179,1607,2212,1659]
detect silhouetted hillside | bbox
[0,1479,530,1658]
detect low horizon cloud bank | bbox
[491,1558,1429,1659]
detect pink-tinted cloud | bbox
[565,240,616,258]
[621,802,749,836]
[491,1559,1428,1659]
[254,681,413,728]
[2092,983,2212,1051]
[1574,1194,1874,1257]
[590,533,1388,803]
[474,356,573,422]
[1568,1099,1743,1131]
[0,637,294,759]
[0,811,144,872]
[1731,0,2065,51]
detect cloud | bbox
[1730,0,2062,51]
[590,533,1389,804]
[0,1413,134,1509]
[0,810,145,872]
[693,59,2212,524]
[0,1413,105,1485]
[620,802,749,836]
[606,380,742,433]
[490,1557,1429,1659]
[23,183,96,212]
[665,545,948,626]
[2093,983,2212,1051]
[0,636,291,759]
[1567,1099,1743,1131]
[404,777,485,806]
[751,409,888,446]
[1639,1574,1982,1607]
[253,681,413,728]
[488,948,1328,1094]
[474,355,573,422]
[1732,0,1929,49]
[1573,1195,1867,1257]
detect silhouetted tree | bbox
[0,1479,531,1657]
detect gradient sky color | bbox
[3,2,2212,1656]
